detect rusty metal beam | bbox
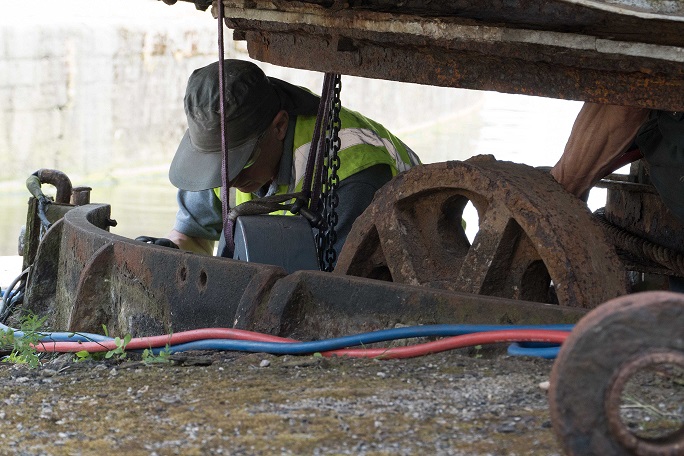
[255,0,684,47]
[24,203,587,339]
[25,203,287,336]
[243,271,587,340]
[218,1,684,110]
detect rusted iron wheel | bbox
[335,156,627,308]
[549,291,684,456]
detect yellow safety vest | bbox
[214,107,418,212]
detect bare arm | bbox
[166,229,215,255]
[551,103,650,199]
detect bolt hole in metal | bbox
[607,351,684,455]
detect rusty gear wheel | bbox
[549,291,684,456]
[335,156,627,308]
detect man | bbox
[550,102,684,222]
[551,102,684,291]
[142,59,420,260]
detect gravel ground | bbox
[0,349,563,455]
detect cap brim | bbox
[169,130,259,191]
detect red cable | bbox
[35,328,296,353]
[323,330,568,359]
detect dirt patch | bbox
[0,349,562,455]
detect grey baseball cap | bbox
[169,60,281,191]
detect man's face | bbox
[231,111,289,193]
[231,133,278,193]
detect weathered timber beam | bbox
[226,0,684,47]
[220,2,684,110]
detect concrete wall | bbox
[0,0,225,182]
[0,0,484,186]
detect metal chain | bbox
[319,74,342,272]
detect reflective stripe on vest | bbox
[292,128,413,190]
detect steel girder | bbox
[209,0,684,110]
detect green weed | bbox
[141,343,172,364]
[74,331,132,362]
[0,312,48,368]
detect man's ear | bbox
[272,110,289,141]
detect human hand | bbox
[135,236,180,249]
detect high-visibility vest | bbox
[214,106,418,212]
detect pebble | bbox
[0,350,580,453]
[160,395,181,404]
[538,381,550,390]
[136,385,149,395]
[40,369,58,377]
[497,423,517,433]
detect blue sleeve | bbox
[173,189,223,241]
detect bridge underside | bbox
[179,0,684,111]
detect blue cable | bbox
[142,324,572,356]
[151,337,564,357]
[507,342,561,359]
[0,321,112,343]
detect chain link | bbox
[319,74,342,271]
